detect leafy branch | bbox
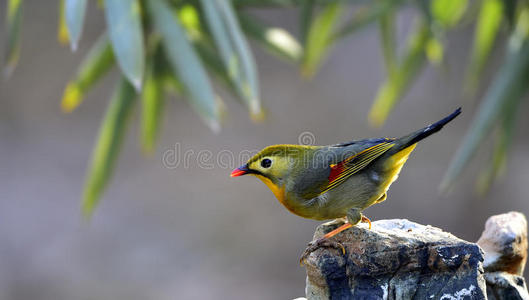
[3,0,527,215]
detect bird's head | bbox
[231,145,293,184]
[231,145,316,192]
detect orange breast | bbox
[253,174,305,216]
[255,175,285,202]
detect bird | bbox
[230,108,461,263]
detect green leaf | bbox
[193,38,263,120]
[302,1,344,77]
[141,51,165,154]
[378,10,396,75]
[65,0,88,51]
[194,39,238,94]
[503,0,516,29]
[441,36,529,190]
[333,0,403,40]
[299,0,315,45]
[4,0,23,77]
[431,0,468,28]
[200,0,262,119]
[476,100,519,194]
[61,34,115,112]
[82,78,137,217]
[58,0,70,45]
[369,21,430,127]
[414,0,432,24]
[425,36,444,65]
[511,8,529,44]
[466,0,503,90]
[233,0,298,7]
[200,0,236,78]
[219,0,262,118]
[238,13,302,63]
[104,0,145,90]
[148,0,222,132]
[178,4,202,40]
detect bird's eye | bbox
[261,158,272,168]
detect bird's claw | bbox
[299,238,346,266]
[361,215,372,230]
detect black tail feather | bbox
[392,108,461,153]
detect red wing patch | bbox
[328,162,345,183]
[321,142,395,194]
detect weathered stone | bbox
[485,272,529,300]
[304,219,487,300]
[477,211,528,275]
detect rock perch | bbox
[304,219,486,299]
[302,212,529,300]
[477,211,527,275]
[478,212,528,300]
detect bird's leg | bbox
[347,208,372,230]
[346,208,362,225]
[300,217,354,265]
[323,223,353,239]
[300,219,349,265]
[300,235,348,266]
[361,215,372,230]
[300,210,374,265]
[300,237,347,265]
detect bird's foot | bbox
[300,238,345,266]
[361,215,372,229]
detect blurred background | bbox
[1,1,528,300]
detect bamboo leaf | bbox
[199,0,249,113]
[200,0,237,79]
[215,0,262,118]
[163,74,184,95]
[476,101,519,194]
[302,2,344,77]
[503,0,516,29]
[148,0,221,132]
[414,0,432,24]
[61,34,115,112]
[369,21,430,127]
[4,0,23,77]
[65,0,87,51]
[141,51,165,154]
[82,78,137,217]
[194,40,238,94]
[378,10,396,75]
[233,0,298,7]
[194,37,265,119]
[425,36,444,65]
[431,0,468,28]
[179,5,200,30]
[238,13,302,63]
[333,0,402,40]
[299,0,315,45]
[466,0,503,89]
[58,0,70,45]
[104,0,145,90]
[441,36,529,190]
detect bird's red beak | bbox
[231,164,249,177]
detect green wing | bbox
[320,142,395,194]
